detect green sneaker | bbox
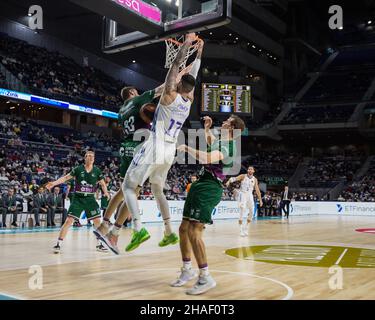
[158,232,179,247]
[125,228,151,252]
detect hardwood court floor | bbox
[1,215,375,300]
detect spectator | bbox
[31,187,50,227]
[47,186,67,226]
[1,188,19,228]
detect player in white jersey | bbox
[226,166,263,236]
[122,33,204,252]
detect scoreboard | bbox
[201,83,252,115]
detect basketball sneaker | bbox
[93,223,109,242]
[125,228,150,252]
[102,232,119,255]
[159,232,179,247]
[170,267,197,287]
[186,274,216,295]
[53,244,61,254]
[96,243,109,253]
[243,228,249,236]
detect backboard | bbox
[100,0,232,53]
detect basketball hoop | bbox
[165,35,202,71]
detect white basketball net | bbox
[165,35,201,71]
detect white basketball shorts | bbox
[124,135,176,188]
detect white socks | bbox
[199,266,209,277]
[151,184,172,236]
[183,260,192,270]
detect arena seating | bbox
[300,155,363,188]
[339,158,375,202]
[0,116,374,204]
[0,34,125,111]
[280,104,356,125]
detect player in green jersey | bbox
[94,69,190,254]
[46,150,110,253]
[171,115,245,295]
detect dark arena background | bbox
[0,0,375,307]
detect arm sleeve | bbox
[189,59,201,78]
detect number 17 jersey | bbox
[151,94,191,143]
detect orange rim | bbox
[166,36,202,46]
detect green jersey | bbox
[69,165,104,196]
[204,139,236,182]
[118,90,155,140]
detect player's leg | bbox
[186,222,216,295]
[53,216,75,253]
[150,182,179,247]
[95,143,136,238]
[243,198,254,236]
[238,193,246,236]
[95,188,124,238]
[182,177,221,294]
[171,190,198,287]
[122,142,155,252]
[101,200,128,254]
[92,216,108,252]
[84,198,108,252]
[101,188,138,255]
[53,196,83,253]
[149,143,179,247]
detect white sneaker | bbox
[186,274,216,295]
[170,267,197,287]
[243,228,249,236]
[240,230,246,237]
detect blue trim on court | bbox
[0,226,92,235]
[0,217,282,234]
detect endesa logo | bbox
[115,0,162,23]
[336,204,343,213]
[117,0,140,13]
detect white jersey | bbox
[151,94,192,143]
[240,175,256,195]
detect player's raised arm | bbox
[186,39,204,100]
[161,33,196,104]
[154,67,192,98]
[226,174,246,187]
[46,174,73,191]
[203,116,216,146]
[177,144,223,165]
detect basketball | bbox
[140,102,156,124]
